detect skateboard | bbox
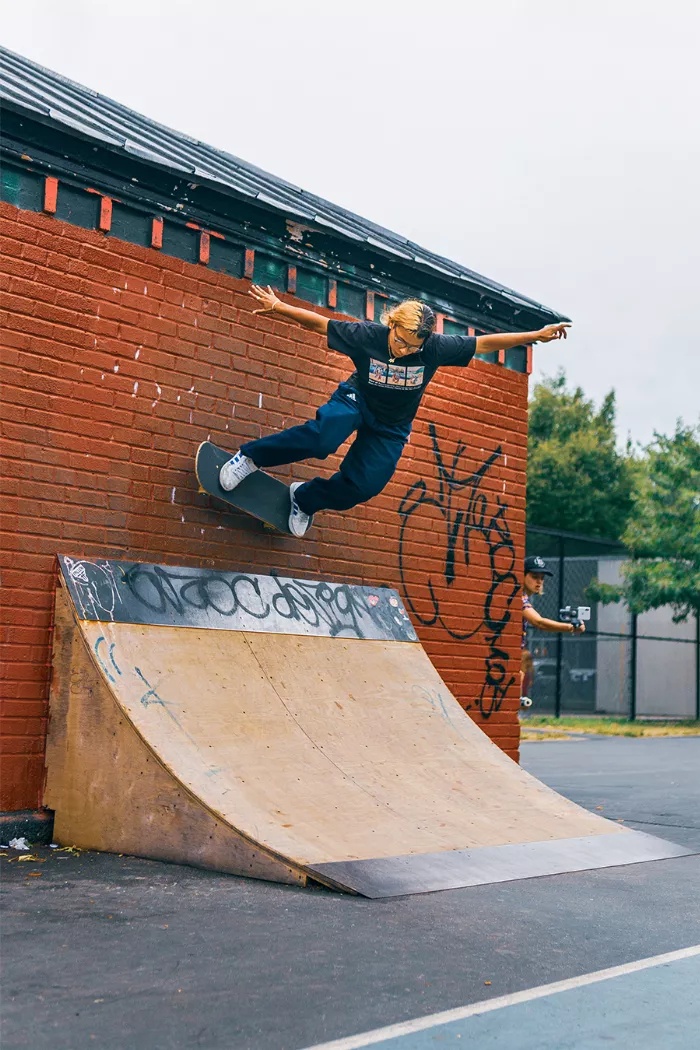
[195,441,294,534]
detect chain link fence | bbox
[524,526,700,720]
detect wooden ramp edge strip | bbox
[308,832,695,898]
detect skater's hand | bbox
[249,285,281,314]
[535,323,571,343]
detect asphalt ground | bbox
[1,737,699,1050]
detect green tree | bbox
[527,371,636,540]
[592,423,700,621]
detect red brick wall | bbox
[0,201,528,812]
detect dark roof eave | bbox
[0,45,569,323]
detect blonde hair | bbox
[382,299,436,339]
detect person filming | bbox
[521,555,585,707]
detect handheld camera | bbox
[559,605,591,629]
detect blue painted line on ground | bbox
[304,947,700,1050]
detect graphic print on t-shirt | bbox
[368,359,389,385]
[386,364,405,387]
[368,358,425,390]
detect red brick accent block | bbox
[0,201,528,811]
[287,265,297,294]
[199,232,210,265]
[43,177,58,214]
[99,197,113,233]
[151,217,163,249]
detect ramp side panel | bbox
[74,619,621,868]
[44,587,306,886]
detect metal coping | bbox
[308,830,694,898]
[58,556,418,642]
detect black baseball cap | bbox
[524,555,554,576]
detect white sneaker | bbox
[219,451,258,491]
[289,482,314,537]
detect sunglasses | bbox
[392,330,423,352]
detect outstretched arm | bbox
[476,322,571,353]
[523,605,585,634]
[248,285,329,335]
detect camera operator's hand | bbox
[570,623,586,634]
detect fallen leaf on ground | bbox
[18,855,41,862]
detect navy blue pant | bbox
[240,384,410,515]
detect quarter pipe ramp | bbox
[44,556,691,896]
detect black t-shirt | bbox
[326,320,477,426]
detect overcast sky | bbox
[3,0,698,446]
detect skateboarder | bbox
[521,554,586,706]
[221,286,570,536]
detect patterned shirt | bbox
[522,591,533,649]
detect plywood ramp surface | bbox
[46,582,692,896]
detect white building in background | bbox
[526,549,698,718]
[595,557,698,718]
